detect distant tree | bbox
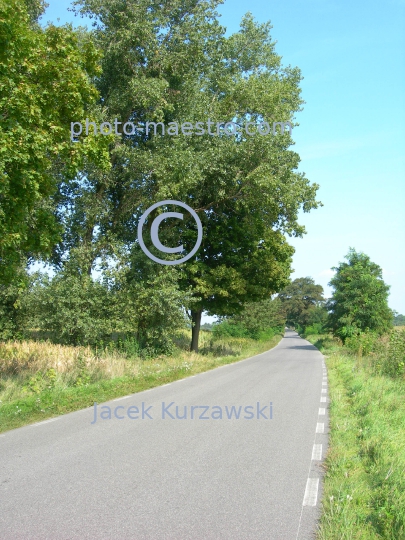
[229,297,285,338]
[393,312,405,326]
[200,323,213,332]
[327,248,393,341]
[278,277,325,327]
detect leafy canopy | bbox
[327,248,393,341]
[69,0,321,351]
[278,277,325,328]
[0,0,108,282]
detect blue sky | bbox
[41,0,405,315]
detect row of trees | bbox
[0,244,396,350]
[277,249,394,341]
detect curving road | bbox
[0,330,328,539]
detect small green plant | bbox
[74,354,91,387]
[26,373,44,394]
[115,337,140,358]
[45,368,57,390]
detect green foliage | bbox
[347,330,405,379]
[383,330,405,378]
[23,368,57,394]
[393,312,405,326]
[303,322,324,337]
[0,267,29,339]
[278,277,326,327]
[119,251,191,355]
[66,0,321,351]
[212,297,284,340]
[113,337,141,359]
[212,321,248,339]
[0,0,108,282]
[23,271,114,346]
[327,249,393,341]
[20,251,189,353]
[74,354,91,387]
[227,296,285,339]
[200,323,213,332]
[345,330,379,357]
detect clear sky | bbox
[41,0,405,315]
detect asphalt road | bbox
[0,330,328,539]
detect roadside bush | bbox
[23,272,114,347]
[303,322,324,337]
[212,320,283,341]
[376,330,405,378]
[230,297,286,338]
[345,330,379,357]
[344,329,405,379]
[212,321,248,339]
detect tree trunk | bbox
[190,309,202,353]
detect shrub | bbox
[344,329,405,379]
[212,321,248,339]
[303,322,324,337]
[378,330,405,378]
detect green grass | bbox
[0,332,283,433]
[306,334,405,539]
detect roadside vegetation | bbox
[290,251,405,539]
[0,322,284,434]
[305,329,405,540]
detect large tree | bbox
[278,277,325,328]
[0,0,108,282]
[327,248,393,341]
[69,0,321,352]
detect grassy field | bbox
[0,330,283,433]
[306,333,405,539]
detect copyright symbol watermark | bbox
[137,200,203,265]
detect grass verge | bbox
[0,332,282,434]
[306,334,405,539]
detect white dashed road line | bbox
[316,422,324,433]
[30,418,58,427]
[311,444,322,461]
[303,478,319,506]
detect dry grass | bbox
[0,340,118,375]
[0,341,131,404]
[0,331,281,419]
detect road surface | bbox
[0,330,328,539]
